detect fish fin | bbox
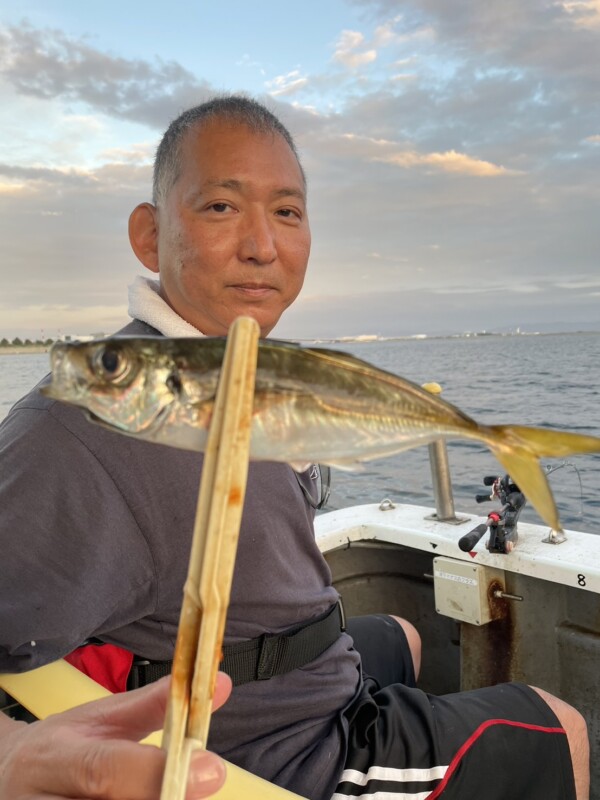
[289,461,313,473]
[492,425,600,459]
[489,441,561,531]
[324,460,366,473]
[487,425,600,532]
[289,459,366,473]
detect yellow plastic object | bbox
[422,381,443,394]
[1,660,113,719]
[0,661,306,799]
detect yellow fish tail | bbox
[485,425,600,532]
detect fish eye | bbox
[93,345,131,383]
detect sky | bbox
[0,0,599,341]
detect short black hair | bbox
[153,94,305,205]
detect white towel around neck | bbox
[127,276,203,337]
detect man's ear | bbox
[129,203,159,273]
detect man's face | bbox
[153,119,311,337]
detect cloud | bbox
[367,251,409,263]
[0,22,213,128]
[0,303,129,337]
[390,72,418,82]
[330,15,413,73]
[273,279,600,339]
[0,182,27,196]
[99,141,154,164]
[0,11,598,341]
[554,277,600,289]
[314,133,520,177]
[372,15,404,46]
[332,30,377,69]
[560,0,600,29]
[236,54,267,76]
[430,285,510,295]
[0,162,98,187]
[376,149,520,176]
[0,161,151,198]
[266,70,310,97]
[350,0,600,82]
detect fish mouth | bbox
[40,378,88,405]
[83,401,172,436]
[39,383,59,400]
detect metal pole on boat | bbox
[422,383,461,523]
[429,438,457,521]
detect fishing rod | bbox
[458,461,585,554]
[458,474,525,554]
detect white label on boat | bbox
[434,569,478,586]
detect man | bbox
[0,674,230,800]
[0,96,589,799]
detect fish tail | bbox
[485,425,600,532]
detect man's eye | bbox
[209,202,231,213]
[277,208,300,220]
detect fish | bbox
[41,335,600,532]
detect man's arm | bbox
[0,403,156,671]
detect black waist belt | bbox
[221,599,346,687]
[127,599,346,690]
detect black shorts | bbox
[346,613,417,689]
[339,615,575,799]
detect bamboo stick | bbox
[160,316,260,800]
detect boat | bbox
[2,438,599,798]
[315,445,600,799]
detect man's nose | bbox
[238,210,277,265]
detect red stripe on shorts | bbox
[427,718,567,799]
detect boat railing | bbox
[426,437,463,524]
[421,382,465,526]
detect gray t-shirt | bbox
[0,320,361,800]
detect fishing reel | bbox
[458,474,526,555]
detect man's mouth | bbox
[231,283,275,297]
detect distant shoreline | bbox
[297,329,600,345]
[0,346,50,356]
[0,329,598,356]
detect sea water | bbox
[1,333,599,532]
